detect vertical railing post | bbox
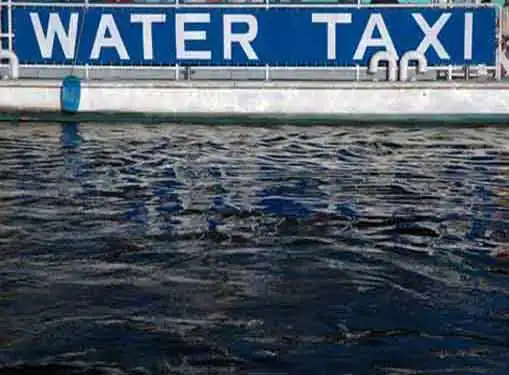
[0,0,3,51]
[7,0,12,51]
[497,4,504,80]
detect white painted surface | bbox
[0,83,60,111]
[0,79,508,118]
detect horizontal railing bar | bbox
[9,64,497,73]
[9,2,501,9]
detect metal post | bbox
[0,0,3,51]
[497,4,504,80]
[7,0,12,51]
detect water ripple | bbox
[1,123,509,375]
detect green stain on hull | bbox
[0,111,508,126]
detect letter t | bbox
[312,13,352,60]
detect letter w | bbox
[30,12,79,59]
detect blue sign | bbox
[12,5,497,66]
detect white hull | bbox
[1,80,509,123]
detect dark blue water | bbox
[0,122,508,375]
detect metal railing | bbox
[0,0,505,81]
[5,0,491,5]
[0,0,18,79]
[17,62,499,82]
[0,0,13,52]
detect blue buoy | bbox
[60,75,81,114]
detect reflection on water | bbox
[0,122,508,375]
